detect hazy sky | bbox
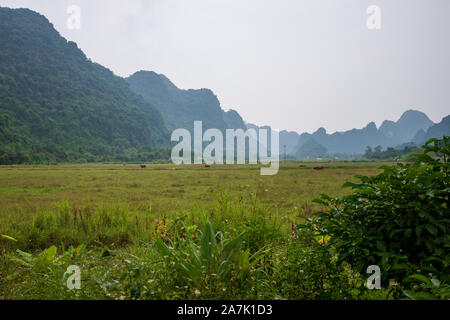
[1,0,449,133]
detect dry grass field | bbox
[0,162,385,213]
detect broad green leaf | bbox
[425,225,438,236]
[430,278,441,287]
[1,234,17,242]
[408,274,432,285]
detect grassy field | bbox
[0,162,389,300]
[0,162,384,212]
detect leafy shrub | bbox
[298,137,449,296]
[275,230,360,299]
[403,274,450,300]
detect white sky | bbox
[1,0,449,133]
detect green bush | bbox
[298,137,449,296]
[275,231,360,300]
[403,274,450,300]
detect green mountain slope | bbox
[126,71,246,133]
[0,7,168,164]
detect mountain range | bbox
[0,7,448,164]
[289,110,437,158]
[253,109,449,159]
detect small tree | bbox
[365,146,373,158]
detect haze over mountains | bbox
[379,111,435,144]
[123,71,450,159]
[126,71,246,133]
[290,110,437,158]
[413,115,450,146]
[0,7,448,164]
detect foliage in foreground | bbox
[299,137,449,299]
[1,193,383,300]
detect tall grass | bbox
[0,190,386,300]
[0,200,157,251]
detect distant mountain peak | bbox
[365,122,377,131]
[398,109,432,123]
[378,109,435,143]
[130,70,178,91]
[315,127,327,135]
[379,120,395,136]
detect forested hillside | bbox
[126,71,247,133]
[0,8,168,164]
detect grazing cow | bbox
[140,165,146,169]
[313,166,325,170]
[204,164,211,168]
[298,165,307,168]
